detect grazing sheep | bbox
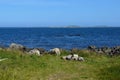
[36,48,46,54]
[29,49,40,56]
[49,48,61,55]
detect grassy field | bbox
[0,49,120,80]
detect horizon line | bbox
[0,26,120,28]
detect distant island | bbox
[65,25,81,28]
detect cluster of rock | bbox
[8,43,61,56]
[61,54,84,61]
[1,43,85,62]
[2,43,120,63]
[1,43,120,57]
[9,43,27,51]
[88,45,120,56]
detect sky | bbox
[0,0,120,27]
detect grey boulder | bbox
[49,48,61,55]
[28,49,40,56]
[9,43,26,51]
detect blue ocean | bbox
[0,27,120,50]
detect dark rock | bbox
[109,46,120,55]
[98,46,111,54]
[36,48,46,54]
[101,46,109,52]
[97,49,104,54]
[87,45,96,51]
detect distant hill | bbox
[65,25,80,28]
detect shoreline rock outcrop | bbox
[1,43,120,58]
[9,43,27,52]
[87,45,120,56]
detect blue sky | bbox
[0,0,120,27]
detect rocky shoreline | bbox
[88,45,120,56]
[0,43,120,61]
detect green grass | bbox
[0,49,120,80]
